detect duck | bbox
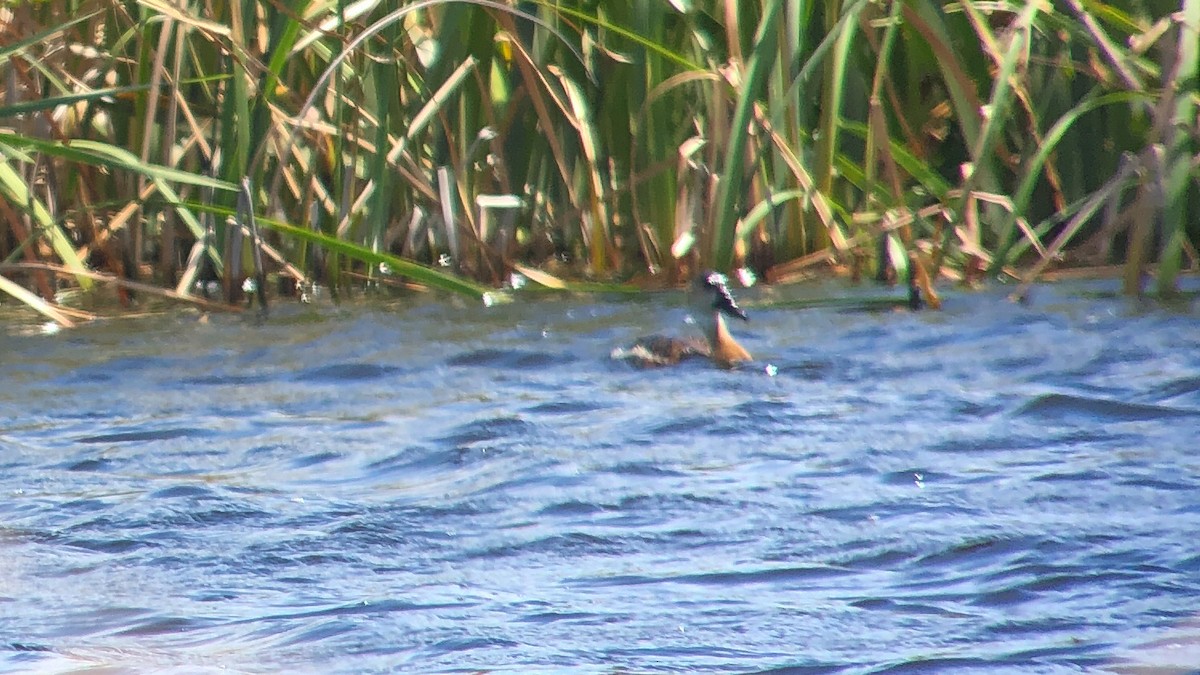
[612,271,753,369]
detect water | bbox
[2,282,1199,673]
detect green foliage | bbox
[0,0,1197,324]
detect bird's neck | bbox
[703,312,751,366]
[704,311,730,347]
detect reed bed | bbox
[0,0,1197,324]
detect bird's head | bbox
[691,271,748,322]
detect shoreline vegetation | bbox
[0,0,1197,327]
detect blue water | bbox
[2,282,1200,673]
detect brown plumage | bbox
[613,271,753,369]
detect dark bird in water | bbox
[613,271,753,369]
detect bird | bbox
[612,271,753,369]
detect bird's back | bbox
[611,334,711,368]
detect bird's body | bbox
[613,272,753,369]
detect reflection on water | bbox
[2,281,1200,672]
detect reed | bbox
[0,0,1196,325]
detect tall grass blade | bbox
[2,262,240,314]
[0,272,76,328]
[813,0,856,200]
[238,177,268,313]
[1014,156,1139,300]
[556,67,611,273]
[1153,0,1199,296]
[255,213,500,303]
[992,91,1150,266]
[0,155,93,290]
[0,10,101,62]
[711,0,783,272]
[0,134,237,192]
[438,166,460,269]
[958,0,1042,243]
[902,0,1000,200]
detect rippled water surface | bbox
[3,281,1200,673]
